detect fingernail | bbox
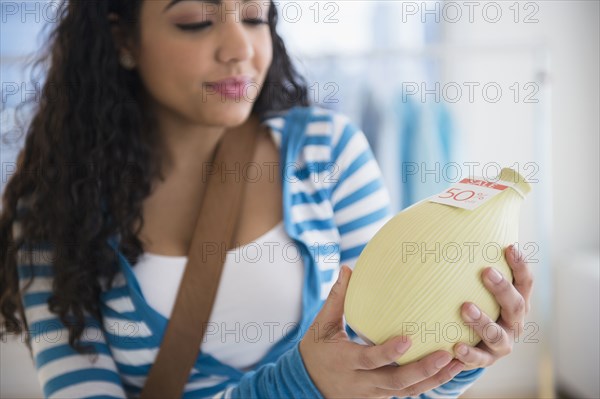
[396,339,410,353]
[456,344,468,356]
[450,361,465,375]
[512,245,521,262]
[435,353,452,369]
[487,268,503,284]
[466,303,481,320]
[337,266,345,283]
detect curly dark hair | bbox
[0,0,310,354]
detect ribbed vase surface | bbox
[344,168,532,365]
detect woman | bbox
[0,0,534,398]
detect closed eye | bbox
[176,19,268,32]
[244,18,268,26]
[176,21,211,31]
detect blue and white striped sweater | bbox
[14,104,485,398]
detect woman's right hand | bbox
[299,265,466,399]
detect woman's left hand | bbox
[452,244,534,371]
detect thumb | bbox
[314,265,352,336]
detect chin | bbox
[201,104,255,127]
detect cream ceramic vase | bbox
[344,168,532,365]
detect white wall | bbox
[0,334,43,398]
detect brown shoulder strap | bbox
[140,115,263,398]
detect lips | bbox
[206,76,252,88]
[205,76,253,99]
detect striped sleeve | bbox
[329,115,394,271]
[326,115,392,345]
[328,116,486,398]
[209,341,324,399]
[407,367,486,398]
[13,220,127,398]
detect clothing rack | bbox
[297,42,550,61]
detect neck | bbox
[153,108,227,180]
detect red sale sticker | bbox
[428,176,516,210]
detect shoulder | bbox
[11,194,35,243]
[261,104,354,133]
[260,104,367,158]
[10,195,54,283]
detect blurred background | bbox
[1,1,598,398]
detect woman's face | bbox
[128,0,273,127]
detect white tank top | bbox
[131,220,304,371]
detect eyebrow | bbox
[164,0,253,12]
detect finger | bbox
[482,266,527,332]
[314,265,352,338]
[358,350,453,389]
[372,359,465,398]
[453,342,497,367]
[460,302,512,355]
[506,245,534,311]
[349,335,413,370]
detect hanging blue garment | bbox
[393,90,455,208]
[358,84,382,156]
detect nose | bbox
[216,14,255,64]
